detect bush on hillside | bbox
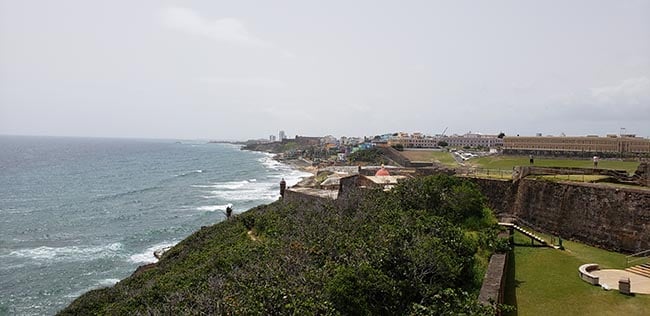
[347,147,386,163]
[60,175,500,315]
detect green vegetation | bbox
[280,141,299,152]
[505,229,650,316]
[60,175,503,315]
[400,150,459,167]
[471,156,640,173]
[348,147,387,164]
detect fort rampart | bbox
[468,177,650,253]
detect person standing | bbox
[593,156,599,168]
[280,178,286,198]
[529,155,534,165]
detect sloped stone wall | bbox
[469,178,650,253]
[513,179,649,253]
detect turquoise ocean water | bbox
[0,136,310,315]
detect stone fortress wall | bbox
[469,177,650,253]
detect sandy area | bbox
[591,269,650,294]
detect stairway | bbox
[498,222,550,247]
[626,263,650,278]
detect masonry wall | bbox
[636,162,650,187]
[283,189,331,205]
[469,178,650,253]
[478,253,507,309]
[513,179,649,253]
[465,178,517,216]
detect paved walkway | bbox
[591,269,650,294]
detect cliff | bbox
[59,175,501,315]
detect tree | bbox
[437,141,448,147]
[497,132,505,139]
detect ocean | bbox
[0,135,310,315]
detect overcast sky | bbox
[1,0,649,140]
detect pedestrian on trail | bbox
[529,155,534,165]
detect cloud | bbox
[590,77,650,105]
[197,76,287,89]
[160,6,267,47]
[548,77,650,122]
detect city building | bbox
[386,132,502,148]
[443,133,503,148]
[279,130,287,140]
[503,134,650,156]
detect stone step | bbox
[626,266,650,278]
[633,265,650,274]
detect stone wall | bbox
[471,177,650,253]
[478,253,508,310]
[283,189,333,206]
[636,162,649,186]
[465,178,517,216]
[378,146,433,168]
[513,179,649,253]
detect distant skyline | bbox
[1,1,649,140]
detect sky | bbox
[1,0,649,140]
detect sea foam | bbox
[196,204,233,212]
[128,241,178,264]
[8,243,123,262]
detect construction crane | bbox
[440,127,448,137]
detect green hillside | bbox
[59,175,503,315]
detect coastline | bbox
[148,152,315,267]
[239,145,317,182]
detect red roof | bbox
[375,167,390,176]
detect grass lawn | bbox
[505,229,650,316]
[472,156,640,173]
[400,150,458,167]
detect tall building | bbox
[269,135,277,142]
[279,130,286,140]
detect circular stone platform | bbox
[591,269,650,294]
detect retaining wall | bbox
[469,178,650,253]
[478,252,508,311]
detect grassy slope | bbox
[505,230,650,316]
[400,150,458,167]
[471,156,640,173]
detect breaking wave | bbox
[8,243,123,262]
[196,204,233,212]
[128,241,179,264]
